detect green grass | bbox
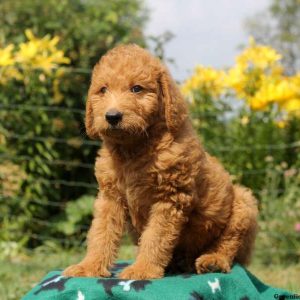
[249,260,300,293]
[1,245,299,300]
[0,244,135,300]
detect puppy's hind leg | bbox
[195,185,258,274]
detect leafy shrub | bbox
[0,30,81,249]
[256,162,300,264]
[183,38,300,263]
[54,195,94,242]
[0,0,147,69]
[0,0,148,253]
[183,38,300,191]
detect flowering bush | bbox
[0,0,148,258]
[0,29,70,70]
[0,0,147,257]
[182,38,300,263]
[0,29,70,102]
[183,38,300,117]
[183,38,300,184]
[0,30,75,251]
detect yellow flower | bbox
[246,75,299,112]
[237,37,282,70]
[0,29,70,85]
[279,98,300,113]
[182,65,225,97]
[225,37,283,103]
[183,36,300,117]
[0,44,23,83]
[253,78,296,103]
[273,79,298,102]
[24,29,36,41]
[276,120,287,129]
[17,42,38,62]
[247,94,269,110]
[15,29,70,70]
[291,73,300,86]
[0,44,15,66]
[240,116,249,125]
[224,64,248,99]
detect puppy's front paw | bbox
[195,254,231,274]
[63,263,111,278]
[118,263,164,280]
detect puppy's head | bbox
[85,44,187,143]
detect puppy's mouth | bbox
[104,125,124,136]
[101,123,148,141]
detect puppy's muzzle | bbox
[105,109,123,126]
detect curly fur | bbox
[63,44,258,279]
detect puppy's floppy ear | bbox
[85,92,98,139]
[159,69,188,133]
[85,66,99,139]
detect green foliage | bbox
[54,195,94,237]
[0,68,97,249]
[0,0,148,250]
[184,39,300,263]
[0,0,147,69]
[189,90,232,152]
[189,92,300,263]
[190,90,300,189]
[256,162,300,264]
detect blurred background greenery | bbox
[0,0,299,298]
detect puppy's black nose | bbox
[105,109,123,126]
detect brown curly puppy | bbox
[63,44,258,279]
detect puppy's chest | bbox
[118,168,157,232]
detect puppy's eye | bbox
[131,85,143,93]
[99,86,107,94]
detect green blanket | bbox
[22,260,295,300]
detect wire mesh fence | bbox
[0,67,299,264]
